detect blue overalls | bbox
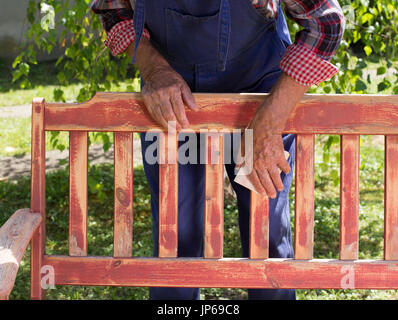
[133,0,296,300]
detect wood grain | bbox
[204,133,224,259]
[385,135,398,260]
[294,134,315,260]
[44,255,398,289]
[113,132,134,258]
[250,192,269,259]
[340,135,360,260]
[69,131,88,256]
[0,209,42,299]
[30,98,46,299]
[44,93,398,134]
[158,132,178,258]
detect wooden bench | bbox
[1,92,398,299]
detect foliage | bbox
[11,0,138,151]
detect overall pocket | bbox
[165,8,220,65]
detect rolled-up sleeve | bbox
[90,0,149,56]
[281,0,345,86]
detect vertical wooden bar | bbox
[385,135,398,260]
[340,135,360,260]
[30,98,46,299]
[69,131,88,256]
[114,132,134,257]
[204,133,224,259]
[249,192,269,259]
[159,131,178,258]
[294,134,315,260]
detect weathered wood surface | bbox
[204,133,224,259]
[17,93,398,297]
[158,132,178,258]
[69,131,88,256]
[340,135,360,260]
[44,255,398,289]
[385,135,398,260]
[30,98,46,299]
[294,134,315,260]
[114,132,134,257]
[44,93,398,134]
[249,192,269,259]
[0,209,42,299]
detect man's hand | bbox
[127,38,198,131]
[237,73,310,198]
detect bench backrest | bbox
[30,92,398,299]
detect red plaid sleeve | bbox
[105,19,150,56]
[280,44,338,86]
[281,0,345,86]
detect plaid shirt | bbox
[91,0,345,86]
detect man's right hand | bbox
[128,38,198,131]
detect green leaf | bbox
[377,80,391,92]
[364,45,372,56]
[53,88,65,102]
[323,86,332,94]
[355,79,367,92]
[376,66,386,75]
[361,13,373,24]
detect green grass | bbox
[0,118,120,157]
[0,58,140,107]
[1,135,397,300]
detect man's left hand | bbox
[237,73,310,198]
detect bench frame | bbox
[1,92,398,299]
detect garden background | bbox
[0,0,397,299]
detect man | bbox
[91,0,345,300]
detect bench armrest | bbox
[0,209,42,299]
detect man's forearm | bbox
[256,73,310,134]
[125,38,171,82]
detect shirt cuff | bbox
[280,44,338,86]
[104,19,150,56]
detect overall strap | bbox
[132,0,146,64]
[217,0,231,72]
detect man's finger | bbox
[152,104,170,129]
[181,85,198,111]
[158,99,182,130]
[268,166,284,192]
[247,170,267,196]
[256,168,277,198]
[171,92,190,129]
[278,157,291,175]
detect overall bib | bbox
[134,0,296,300]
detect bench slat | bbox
[0,209,42,299]
[44,93,398,134]
[45,255,398,289]
[69,131,88,256]
[114,133,134,257]
[294,134,315,260]
[385,135,398,260]
[159,132,178,258]
[340,135,360,260]
[204,134,224,259]
[249,192,269,259]
[30,98,46,299]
